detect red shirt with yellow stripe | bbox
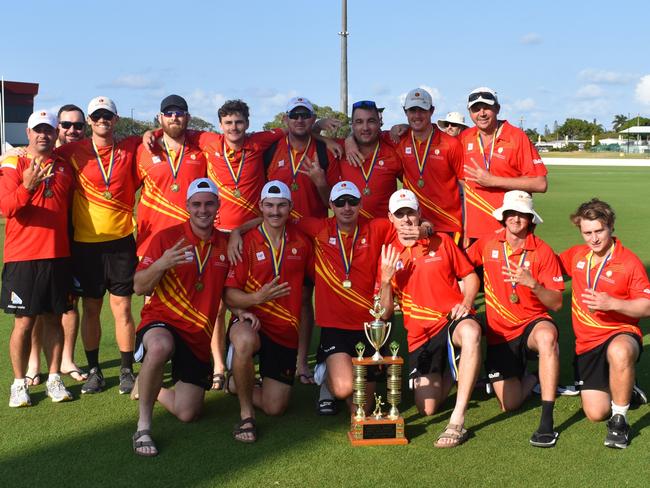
[225,224,313,349]
[559,240,649,355]
[460,121,547,239]
[137,222,230,363]
[390,128,464,234]
[55,136,141,243]
[189,129,284,230]
[467,229,564,345]
[265,137,340,220]
[0,154,74,262]
[135,140,207,256]
[386,233,475,352]
[297,216,393,330]
[338,139,402,219]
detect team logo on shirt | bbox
[152,156,161,164]
[278,160,285,167]
[191,154,196,160]
[405,147,412,155]
[361,238,366,244]
[256,251,266,261]
[606,270,612,277]
[467,143,474,151]
[291,248,297,255]
[498,147,503,154]
[491,250,499,259]
[576,261,586,269]
[378,160,384,166]
[329,237,336,245]
[58,166,64,172]
[429,251,436,257]
[434,149,440,155]
[552,276,563,282]
[220,254,226,261]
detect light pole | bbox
[339,0,348,116]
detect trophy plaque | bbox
[348,296,408,446]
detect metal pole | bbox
[1,76,5,154]
[339,0,348,116]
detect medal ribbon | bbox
[223,140,246,188]
[477,122,502,171]
[259,223,286,278]
[193,241,212,280]
[359,142,380,188]
[163,137,185,180]
[287,136,311,184]
[586,242,615,290]
[411,129,433,179]
[92,140,115,189]
[336,224,359,280]
[503,242,527,296]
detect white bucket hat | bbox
[437,112,468,130]
[492,190,543,224]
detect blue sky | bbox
[3,1,649,132]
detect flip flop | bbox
[25,374,41,387]
[211,373,226,391]
[62,369,89,382]
[298,373,315,385]
[233,417,257,443]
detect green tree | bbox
[263,104,350,138]
[611,114,628,132]
[557,118,604,140]
[525,128,540,143]
[188,116,217,132]
[618,116,650,131]
[114,117,156,139]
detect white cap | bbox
[389,189,419,214]
[492,190,543,224]
[437,111,468,130]
[87,96,117,116]
[261,180,291,201]
[403,88,433,110]
[27,110,57,129]
[467,87,499,109]
[330,181,361,201]
[286,97,314,114]
[186,177,219,200]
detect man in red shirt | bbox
[224,181,313,442]
[467,191,564,447]
[378,189,482,448]
[0,110,74,407]
[560,199,650,449]
[131,178,244,456]
[461,87,548,244]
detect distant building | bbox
[1,80,40,151]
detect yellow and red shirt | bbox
[559,240,649,355]
[135,140,207,256]
[460,121,546,239]
[225,224,313,349]
[56,136,141,243]
[467,229,564,345]
[0,154,74,262]
[137,222,230,363]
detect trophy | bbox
[348,296,407,446]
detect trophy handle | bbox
[363,322,371,349]
[380,321,392,349]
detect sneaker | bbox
[119,368,136,395]
[81,367,105,394]
[46,377,73,403]
[604,414,630,449]
[9,382,31,408]
[631,384,648,406]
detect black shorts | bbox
[574,332,643,392]
[1,258,72,316]
[316,326,386,382]
[409,320,461,379]
[227,321,297,386]
[134,322,211,390]
[486,318,558,382]
[71,235,137,298]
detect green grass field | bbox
[2,166,650,488]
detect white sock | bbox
[13,378,26,387]
[611,401,629,418]
[319,382,334,401]
[48,373,61,383]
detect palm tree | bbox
[612,114,628,132]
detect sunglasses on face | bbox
[332,196,361,208]
[162,110,187,118]
[89,111,115,122]
[287,111,313,120]
[467,91,497,103]
[59,121,85,130]
[352,100,377,110]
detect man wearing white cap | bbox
[56,96,143,395]
[132,178,237,456]
[224,180,313,442]
[466,190,564,447]
[461,87,548,245]
[378,189,481,448]
[0,110,75,407]
[437,112,468,137]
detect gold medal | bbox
[417,178,425,188]
[103,190,113,200]
[170,183,180,192]
[363,186,371,196]
[342,279,352,289]
[233,188,241,198]
[509,293,519,304]
[195,282,204,292]
[43,188,54,198]
[291,181,299,191]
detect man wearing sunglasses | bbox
[461,87,548,245]
[378,189,481,448]
[57,105,86,146]
[56,96,143,396]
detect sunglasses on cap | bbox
[287,111,313,120]
[162,110,187,118]
[59,121,85,130]
[332,196,361,208]
[467,92,497,103]
[352,100,377,111]
[89,110,115,122]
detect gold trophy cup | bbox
[363,297,392,361]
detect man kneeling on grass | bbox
[131,178,256,456]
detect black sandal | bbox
[133,429,158,457]
[233,417,257,443]
[211,373,226,391]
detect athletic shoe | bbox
[530,430,559,448]
[119,368,136,395]
[631,384,648,406]
[604,414,630,449]
[81,367,105,394]
[46,377,73,403]
[9,382,31,408]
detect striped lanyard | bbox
[336,224,359,281]
[259,223,286,278]
[287,136,311,184]
[411,128,433,180]
[359,142,380,189]
[92,140,115,190]
[476,122,502,171]
[503,242,528,296]
[586,242,615,290]
[163,138,185,181]
[223,140,245,189]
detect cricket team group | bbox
[1,86,649,457]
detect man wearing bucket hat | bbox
[461,87,548,245]
[437,112,468,137]
[131,178,236,456]
[378,189,481,448]
[467,190,564,447]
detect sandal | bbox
[133,429,158,457]
[62,369,88,382]
[26,374,41,387]
[530,430,559,448]
[435,423,469,448]
[211,373,226,391]
[233,417,257,443]
[317,399,339,416]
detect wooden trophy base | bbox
[348,415,408,446]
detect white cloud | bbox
[520,33,542,45]
[579,69,636,85]
[635,75,650,105]
[514,98,536,111]
[99,74,161,90]
[576,84,604,99]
